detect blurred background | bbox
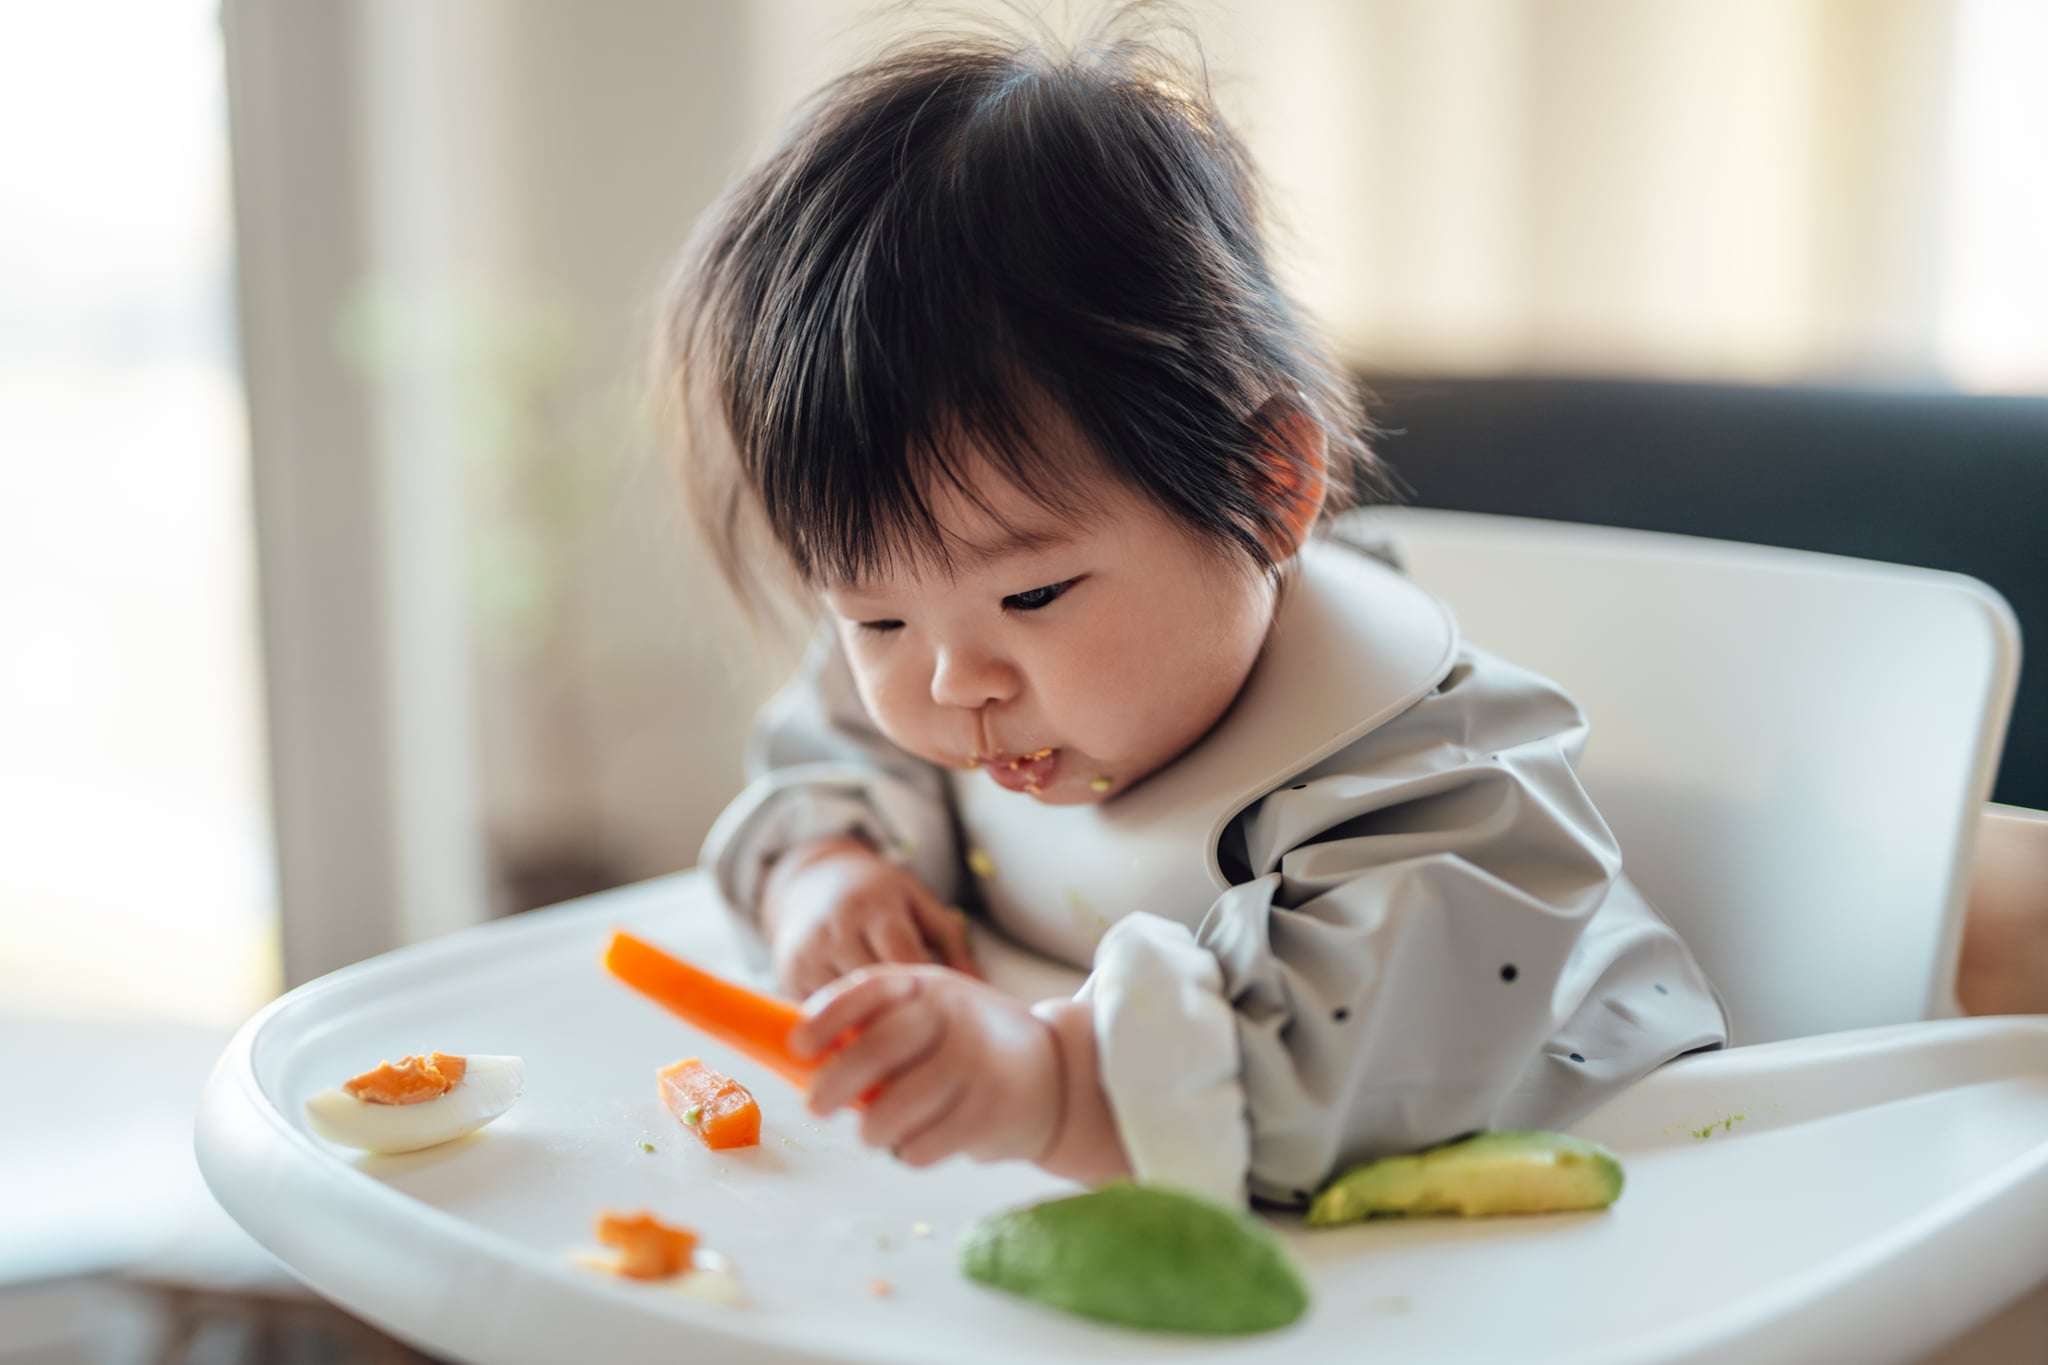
[2,0,2042,1360]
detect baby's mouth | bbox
[982,747,1060,795]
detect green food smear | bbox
[960,1183,1308,1336]
[1308,1130,1624,1226]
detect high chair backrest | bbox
[1354,508,2021,1046]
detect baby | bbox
[661,25,1727,1207]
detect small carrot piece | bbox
[595,1209,697,1280]
[603,930,812,1087]
[659,1058,761,1149]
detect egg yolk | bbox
[596,1210,698,1280]
[343,1052,468,1106]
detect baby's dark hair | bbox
[659,16,1383,617]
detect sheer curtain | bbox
[744,0,2028,387]
[0,0,275,1025]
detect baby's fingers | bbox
[910,896,980,978]
[889,1079,989,1167]
[805,1000,938,1115]
[776,937,836,999]
[782,925,862,999]
[863,912,932,967]
[861,1056,966,1161]
[788,966,920,1060]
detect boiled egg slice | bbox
[303,1052,523,1154]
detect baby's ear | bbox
[1248,393,1328,559]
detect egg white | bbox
[303,1054,524,1154]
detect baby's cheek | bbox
[847,659,941,756]
[1053,639,1179,727]
[1088,664,1241,775]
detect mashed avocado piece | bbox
[1307,1130,1624,1226]
[959,1183,1308,1335]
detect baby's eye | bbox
[856,618,904,634]
[1003,579,1074,613]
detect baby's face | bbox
[820,462,1278,805]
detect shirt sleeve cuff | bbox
[1077,913,1248,1206]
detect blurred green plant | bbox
[335,278,646,912]
[334,279,638,663]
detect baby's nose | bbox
[930,644,1020,709]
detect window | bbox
[1937,0,2048,392]
[0,1,275,1024]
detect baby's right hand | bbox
[760,835,978,998]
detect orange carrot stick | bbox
[603,930,813,1088]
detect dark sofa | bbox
[1367,375,2046,811]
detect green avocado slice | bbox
[1306,1130,1624,1226]
[959,1182,1309,1335]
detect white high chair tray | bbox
[198,873,2048,1365]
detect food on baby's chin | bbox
[659,1057,761,1149]
[959,1183,1309,1336]
[303,1053,523,1154]
[596,1210,698,1280]
[1306,1129,1624,1226]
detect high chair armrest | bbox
[1957,804,2048,1016]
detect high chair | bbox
[1355,507,2020,1045]
[197,512,2047,1364]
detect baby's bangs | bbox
[727,57,1145,590]
[755,291,1119,587]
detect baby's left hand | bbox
[789,965,1059,1167]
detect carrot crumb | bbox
[869,1277,894,1298]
